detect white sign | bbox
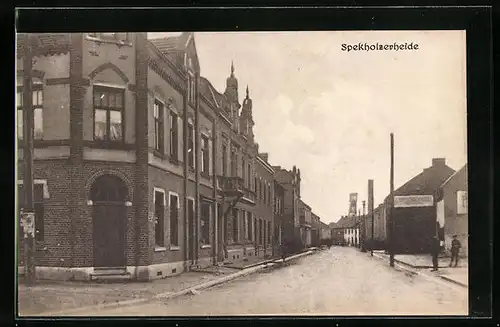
[436,200,445,228]
[457,190,468,214]
[394,195,434,208]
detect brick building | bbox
[311,213,321,247]
[273,179,285,247]
[363,203,387,249]
[385,158,455,254]
[299,200,313,247]
[273,166,302,249]
[255,153,276,257]
[16,32,280,281]
[437,163,468,257]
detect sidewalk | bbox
[18,250,316,316]
[372,252,468,288]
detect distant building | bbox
[385,158,455,254]
[311,213,321,247]
[363,203,387,249]
[437,163,468,257]
[330,215,360,246]
[320,221,330,241]
[299,200,313,247]
[274,165,302,249]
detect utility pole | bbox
[20,33,36,285]
[389,133,395,267]
[368,179,374,256]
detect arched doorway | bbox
[90,175,128,268]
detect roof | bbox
[332,215,358,229]
[389,160,456,200]
[16,33,71,56]
[441,163,467,189]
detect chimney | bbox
[259,153,269,161]
[432,158,446,167]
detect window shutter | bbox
[177,117,183,162]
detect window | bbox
[154,190,165,247]
[169,193,179,246]
[247,164,251,189]
[222,144,228,176]
[17,84,44,140]
[232,208,238,243]
[268,221,272,244]
[201,202,211,245]
[241,159,245,185]
[169,111,179,160]
[247,212,253,241]
[18,183,44,241]
[241,210,247,241]
[254,177,258,194]
[188,73,196,104]
[188,123,194,169]
[259,219,263,245]
[93,86,124,142]
[201,135,209,175]
[154,100,164,154]
[230,148,237,177]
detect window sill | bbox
[153,150,166,159]
[154,246,167,252]
[85,140,133,150]
[170,245,181,251]
[86,35,133,47]
[200,244,211,249]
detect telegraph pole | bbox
[21,33,36,285]
[368,179,374,256]
[389,133,395,267]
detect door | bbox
[93,204,126,268]
[90,175,128,268]
[188,198,195,263]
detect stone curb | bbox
[371,253,467,289]
[37,250,315,316]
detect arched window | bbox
[90,175,128,203]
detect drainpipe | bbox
[194,72,200,266]
[183,79,189,269]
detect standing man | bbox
[430,236,441,271]
[449,235,462,267]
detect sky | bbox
[148,31,467,224]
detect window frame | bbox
[200,134,210,176]
[92,85,125,143]
[153,188,166,248]
[200,202,211,245]
[153,99,165,156]
[232,208,238,244]
[169,109,179,162]
[17,83,44,141]
[168,192,180,247]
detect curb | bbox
[371,253,467,289]
[38,250,315,316]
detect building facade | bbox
[273,166,302,249]
[273,180,285,247]
[299,200,312,247]
[255,153,276,257]
[16,32,283,281]
[437,163,468,257]
[385,158,455,254]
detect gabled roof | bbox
[332,215,358,229]
[389,160,455,199]
[441,163,467,189]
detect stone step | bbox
[89,268,131,282]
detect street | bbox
[68,247,468,316]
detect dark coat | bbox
[430,238,441,256]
